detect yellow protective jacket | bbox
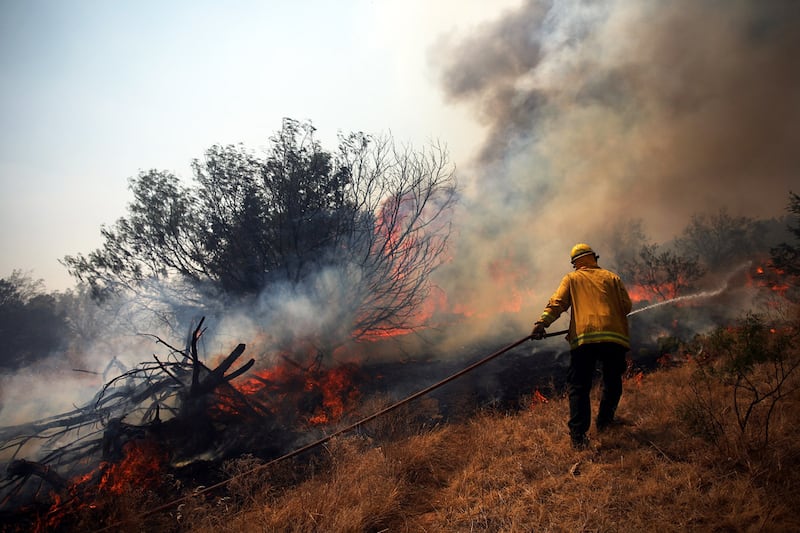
[537,266,632,350]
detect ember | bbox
[750,263,791,296]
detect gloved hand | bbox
[531,322,546,340]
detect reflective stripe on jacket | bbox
[538,266,632,350]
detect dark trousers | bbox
[567,342,628,438]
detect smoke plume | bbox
[430,0,800,335]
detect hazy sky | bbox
[2,0,798,300]
[1,0,520,290]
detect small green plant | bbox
[679,312,800,456]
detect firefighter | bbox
[531,243,632,450]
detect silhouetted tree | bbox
[0,271,67,369]
[62,119,457,344]
[771,192,800,277]
[676,208,759,271]
[623,244,705,301]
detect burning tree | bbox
[62,119,456,356]
[621,243,705,302]
[603,218,699,302]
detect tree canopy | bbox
[62,119,457,344]
[0,271,67,370]
[771,191,800,277]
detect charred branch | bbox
[6,459,67,490]
[0,318,269,516]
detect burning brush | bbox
[0,317,318,528]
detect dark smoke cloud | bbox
[429,0,800,337]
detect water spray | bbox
[627,287,726,317]
[627,261,750,317]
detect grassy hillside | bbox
[62,313,800,532]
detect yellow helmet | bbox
[570,243,596,264]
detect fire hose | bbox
[94,328,568,532]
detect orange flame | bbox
[529,389,549,409]
[97,440,166,496]
[232,359,363,426]
[36,440,166,531]
[749,263,790,296]
[626,284,652,304]
[306,365,362,424]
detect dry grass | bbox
[160,357,800,533]
[57,336,800,533]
